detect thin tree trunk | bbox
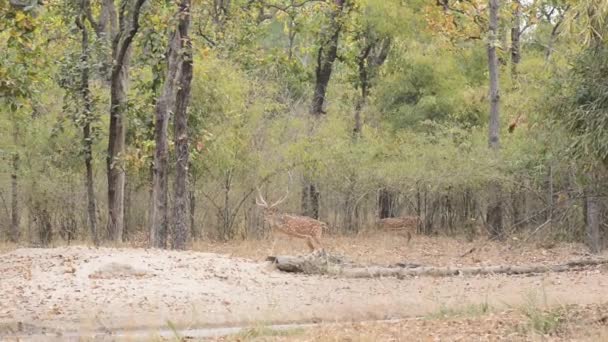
[106,0,147,242]
[354,37,390,138]
[547,162,554,222]
[123,178,131,241]
[190,187,196,239]
[84,124,98,245]
[487,0,500,151]
[310,0,346,116]
[76,9,99,246]
[10,151,19,243]
[510,0,521,79]
[485,0,503,239]
[150,29,181,248]
[378,188,395,219]
[172,0,193,250]
[544,7,567,61]
[303,0,345,219]
[585,173,601,253]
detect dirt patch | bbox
[1,238,607,339]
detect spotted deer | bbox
[256,186,327,252]
[375,216,421,243]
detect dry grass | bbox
[191,233,596,267]
[214,303,608,342]
[0,241,17,254]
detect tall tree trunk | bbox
[510,0,521,79]
[106,0,147,242]
[301,183,320,219]
[378,188,396,219]
[354,36,390,138]
[150,29,181,248]
[76,9,99,246]
[585,173,602,253]
[354,44,371,139]
[172,0,193,250]
[310,0,345,116]
[486,0,503,239]
[303,0,346,219]
[10,151,19,243]
[84,124,98,245]
[189,187,197,239]
[547,162,554,222]
[123,178,131,241]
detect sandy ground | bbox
[1,236,608,341]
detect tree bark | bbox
[10,151,19,243]
[510,0,521,79]
[378,188,396,219]
[99,0,118,39]
[76,7,99,246]
[302,0,346,219]
[189,187,196,239]
[301,182,320,219]
[487,0,500,151]
[486,0,503,239]
[106,0,147,242]
[172,0,193,250]
[585,173,601,253]
[310,0,345,116]
[150,29,181,248]
[354,36,390,139]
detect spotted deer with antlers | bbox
[256,181,327,252]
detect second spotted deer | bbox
[376,216,421,242]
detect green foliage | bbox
[2,0,606,242]
[375,41,485,129]
[552,47,608,167]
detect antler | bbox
[255,187,268,207]
[270,171,292,208]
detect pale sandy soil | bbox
[1,236,607,340]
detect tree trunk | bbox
[123,178,131,241]
[547,162,554,222]
[510,0,521,79]
[585,173,601,253]
[378,188,396,219]
[76,10,99,246]
[189,187,197,239]
[106,0,147,242]
[354,36,390,138]
[150,29,181,248]
[301,182,320,219]
[172,0,193,250]
[10,151,19,243]
[585,193,601,253]
[84,124,98,245]
[486,0,503,239]
[303,0,345,219]
[487,0,500,151]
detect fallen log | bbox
[269,254,608,279]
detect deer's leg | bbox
[305,236,316,251]
[286,231,316,252]
[269,237,278,255]
[312,235,323,252]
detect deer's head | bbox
[256,173,290,219]
[255,187,288,218]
